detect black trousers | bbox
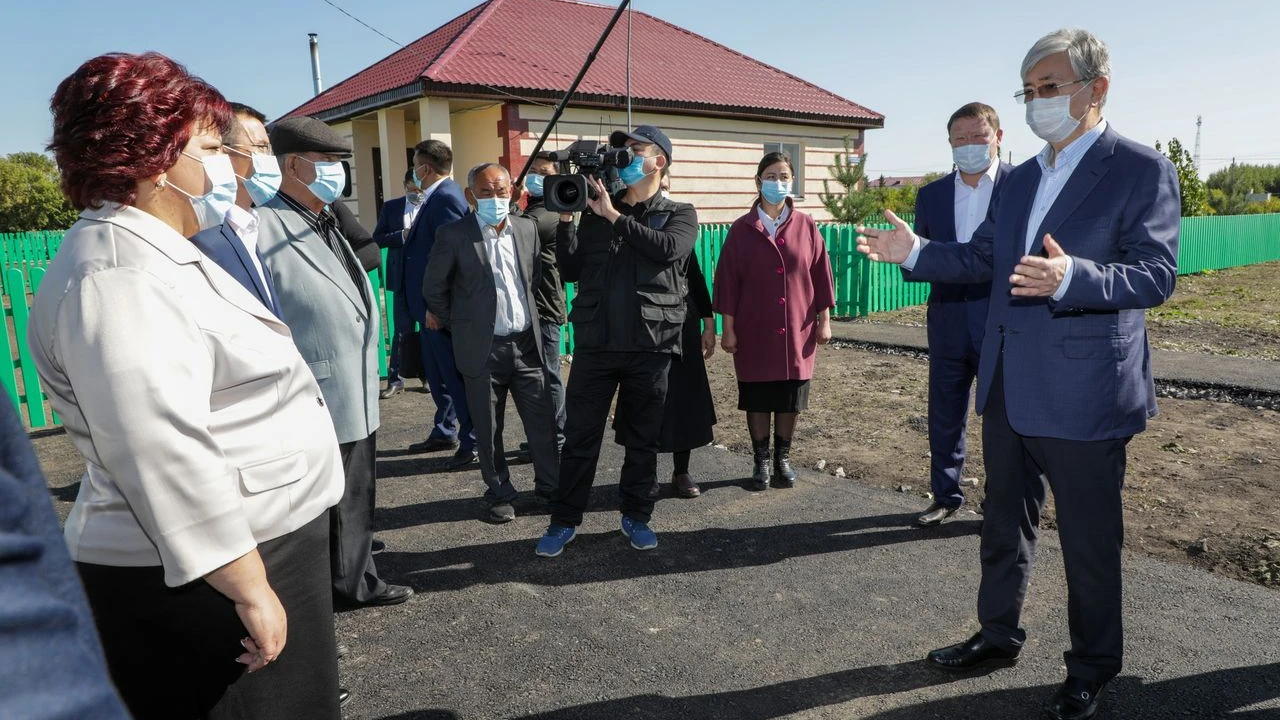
[332,432,387,603]
[977,359,1128,683]
[78,513,340,720]
[551,350,670,526]
[462,329,559,504]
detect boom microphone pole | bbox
[513,0,631,194]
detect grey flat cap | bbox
[269,116,352,157]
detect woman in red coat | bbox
[713,151,835,490]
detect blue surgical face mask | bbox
[619,154,650,186]
[952,143,994,174]
[476,197,509,227]
[524,173,545,197]
[171,152,238,231]
[299,156,346,205]
[760,179,792,205]
[228,148,282,206]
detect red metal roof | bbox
[285,0,882,127]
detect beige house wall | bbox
[329,98,870,227]
[515,105,865,223]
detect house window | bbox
[763,141,804,198]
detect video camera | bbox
[543,140,634,213]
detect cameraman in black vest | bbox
[535,125,698,557]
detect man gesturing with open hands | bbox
[858,28,1179,720]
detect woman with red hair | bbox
[29,52,345,719]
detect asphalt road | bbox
[335,401,1280,720]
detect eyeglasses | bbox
[227,142,273,156]
[1013,78,1092,105]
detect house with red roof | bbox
[283,0,883,223]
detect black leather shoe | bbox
[1043,677,1108,720]
[409,436,459,453]
[371,538,385,554]
[487,502,516,523]
[926,632,1019,672]
[917,501,961,527]
[747,445,771,491]
[449,448,479,468]
[338,688,351,707]
[378,381,403,399]
[338,584,413,609]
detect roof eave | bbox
[308,81,426,123]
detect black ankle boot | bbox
[749,439,771,491]
[773,436,797,488]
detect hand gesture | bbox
[817,317,832,345]
[426,312,443,330]
[1011,234,1070,297]
[234,589,287,673]
[855,210,917,264]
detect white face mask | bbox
[170,152,238,232]
[952,143,994,174]
[1025,80,1093,144]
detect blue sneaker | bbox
[535,524,576,557]
[620,515,658,550]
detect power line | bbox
[320,0,402,47]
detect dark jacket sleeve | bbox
[0,401,130,719]
[611,201,698,265]
[556,219,583,283]
[333,201,381,272]
[687,252,713,318]
[423,223,460,326]
[373,200,406,249]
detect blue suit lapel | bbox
[1028,128,1117,256]
[220,224,275,310]
[933,174,957,243]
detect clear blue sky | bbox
[3,0,1276,179]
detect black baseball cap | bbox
[609,125,672,162]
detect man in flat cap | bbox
[258,116,413,610]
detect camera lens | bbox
[554,182,581,207]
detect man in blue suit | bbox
[858,28,1179,720]
[191,103,282,317]
[374,170,424,398]
[908,102,1012,527]
[402,139,476,463]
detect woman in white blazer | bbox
[30,53,345,720]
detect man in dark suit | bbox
[425,163,559,522]
[858,28,1180,720]
[0,398,130,719]
[520,152,568,451]
[402,140,476,463]
[907,102,1013,527]
[374,170,424,398]
[190,103,282,317]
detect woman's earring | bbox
[156,176,167,189]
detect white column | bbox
[417,97,452,147]
[377,107,409,201]
[351,119,379,224]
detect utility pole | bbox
[1193,115,1203,174]
[309,34,324,97]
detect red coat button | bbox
[777,327,786,335]
[776,267,784,275]
[777,297,786,305]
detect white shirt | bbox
[224,204,273,305]
[757,203,791,238]
[419,176,448,206]
[476,215,531,335]
[953,159,999,245]
[403,196,423,229]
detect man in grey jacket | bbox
[258,116,412,609]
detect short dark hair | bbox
[403,169,415,185]
[224,102,267,145]
[413,139,452,175]
[755,151,794,179]
[947,102,1000,134]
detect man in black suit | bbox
[520,151,567,451]
[374,170,424,398]
[424,163,559,523]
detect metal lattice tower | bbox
[1193,115,1203,174]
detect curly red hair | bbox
[48,53,232,211]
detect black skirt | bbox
[656,315,718,452]
[78,513,340,720]
[738,379,811,413]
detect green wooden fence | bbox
[5,212,1280,429]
